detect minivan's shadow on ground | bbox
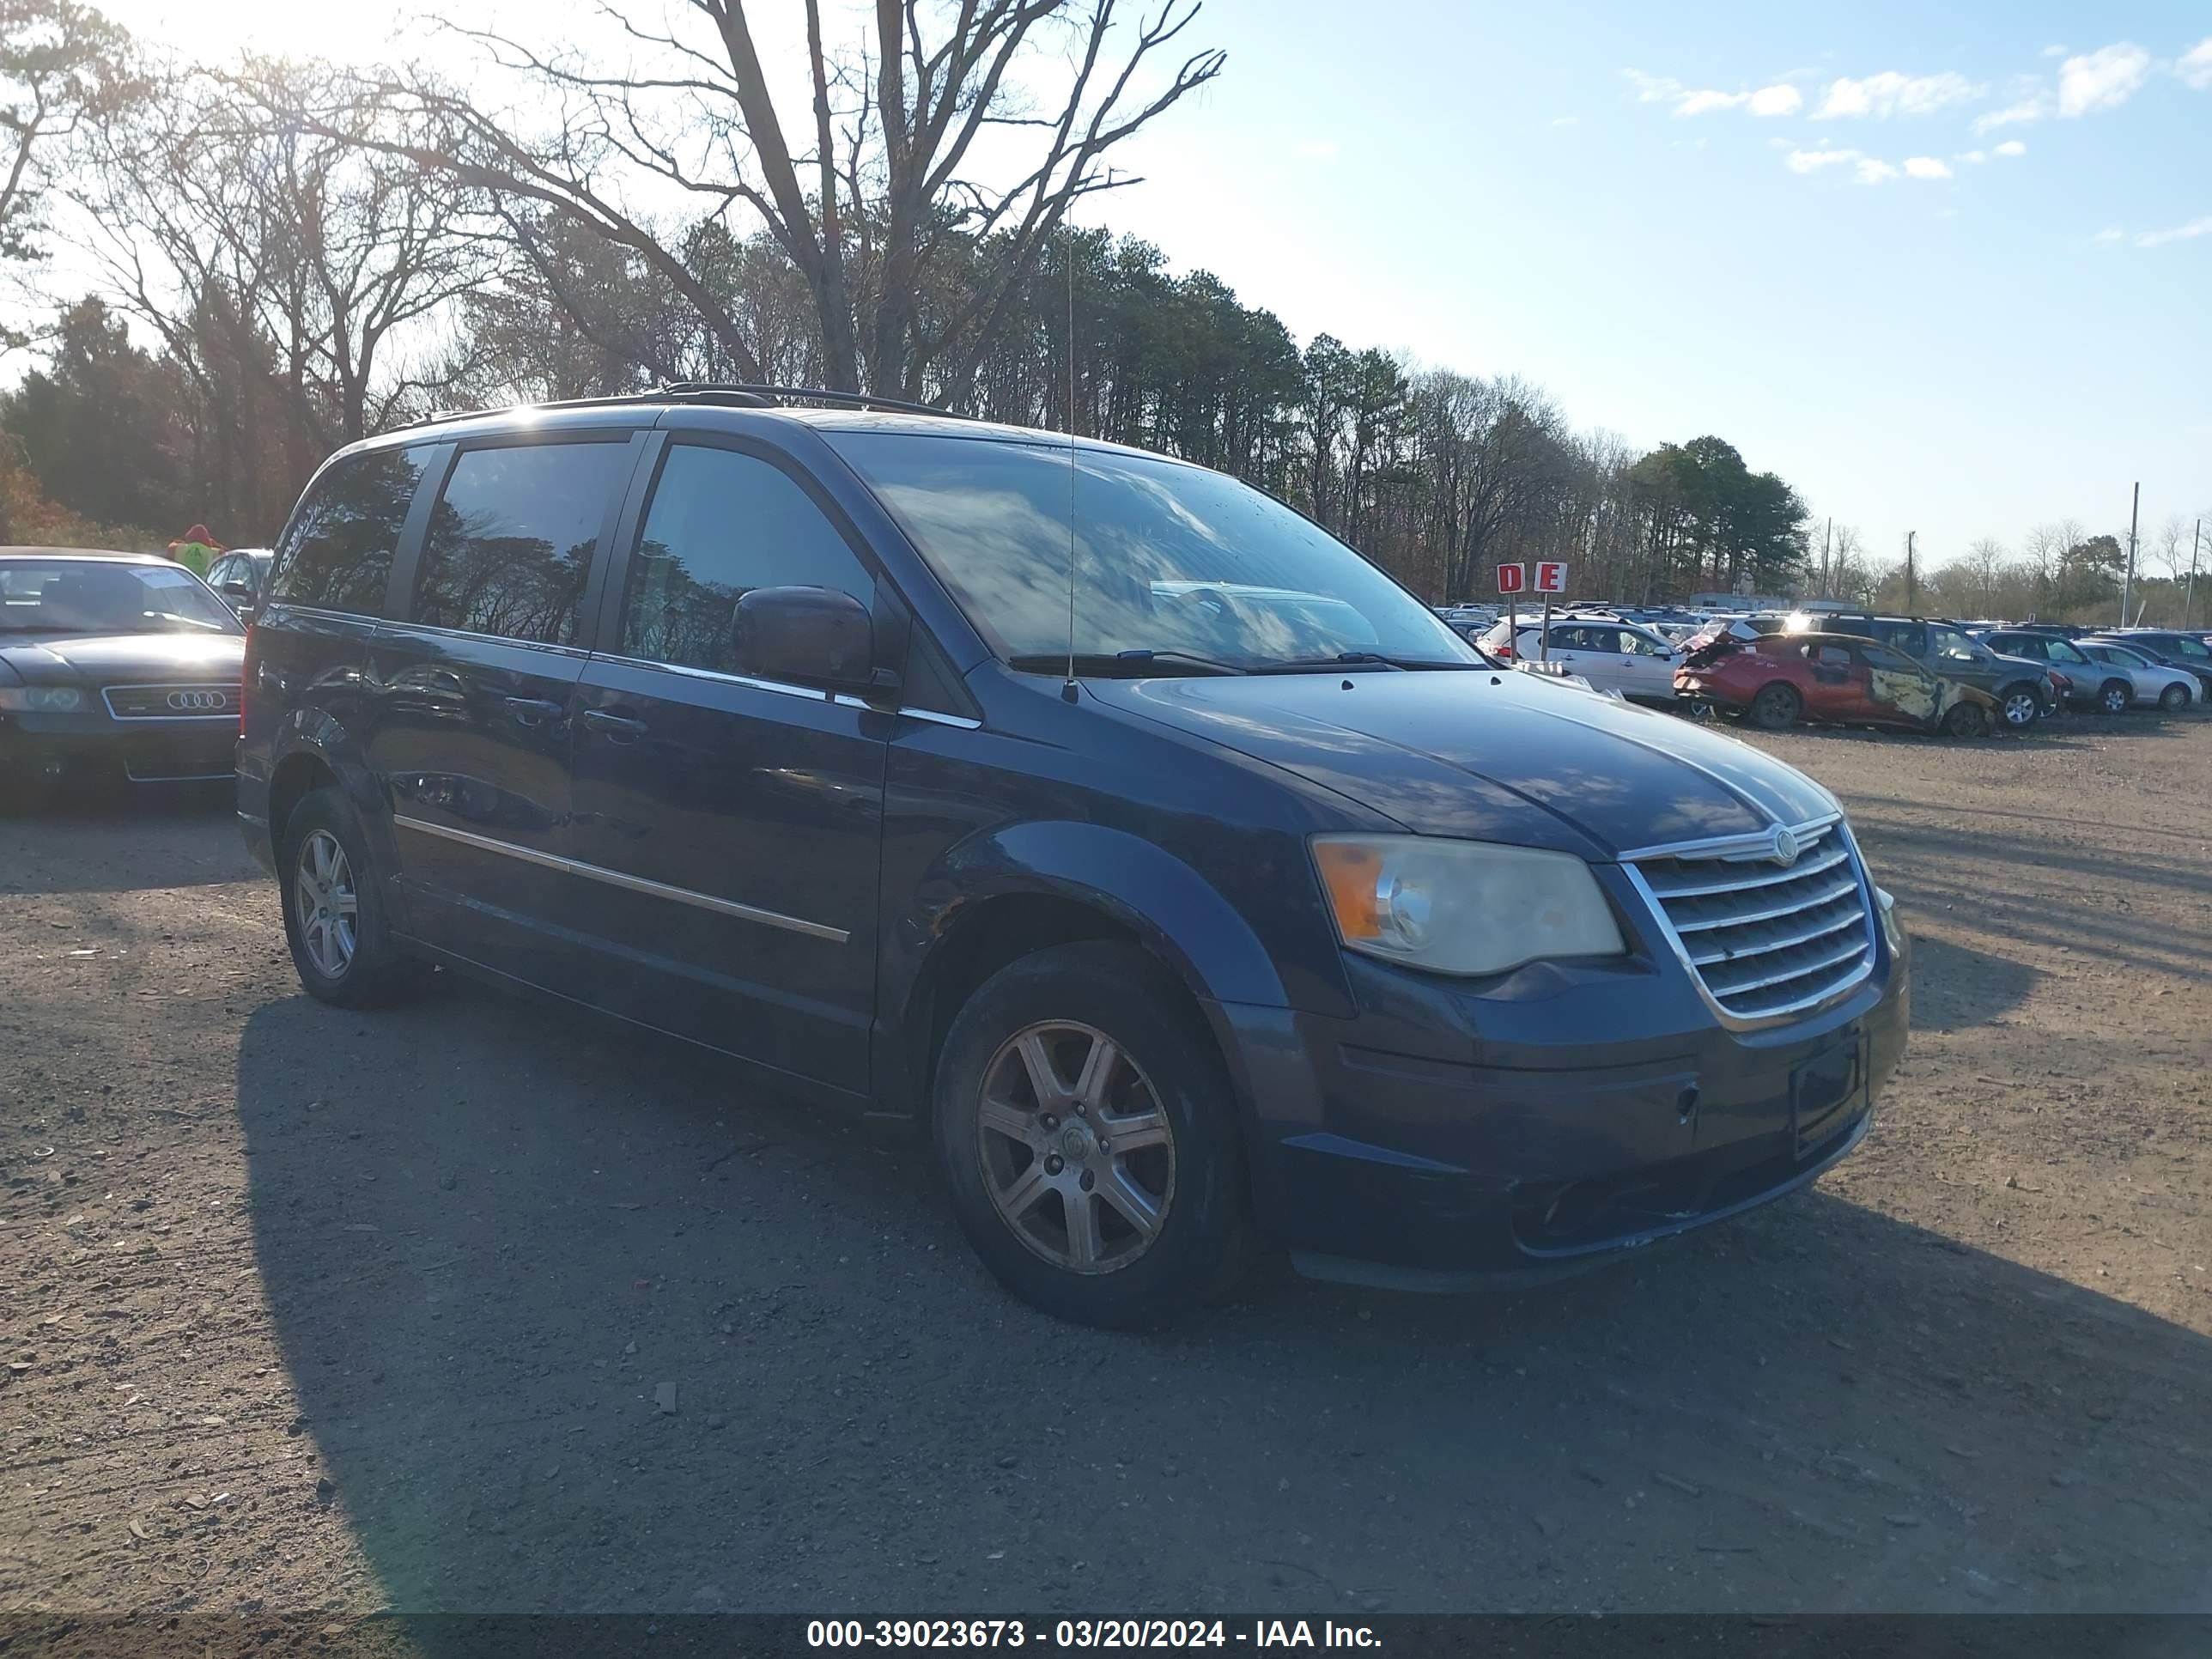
[235,982,2212,1617]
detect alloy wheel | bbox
[2102,684,2129,715]
[2002,690,2039,727]
[975,1020,1176,1275]
[294,830,359,979]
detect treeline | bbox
[3,0,2186,623]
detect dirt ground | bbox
[3,713,2210,1620]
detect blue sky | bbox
[1098,0,2212,568]
[89,0,2212,572]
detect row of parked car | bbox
[1460,604,2209,738]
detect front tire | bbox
[279,787,424,1007]
[2098,680,2130,716]
[2159,684,2191,712]
[932,941,1251,1328]
[1941,702,1990,738]
[1998,684,2043,730]
[1749,683,1802,731]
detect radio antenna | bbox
[1061,223,1080,703]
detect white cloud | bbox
[1974,97,2049,131]
[1291,140,1340,161]
[1550,115,1580,127]
[1903,156,1952,179]
[1958,149,1988,164]
[1854,158,1900,185]
[1816,70,1982,118]
[2137,216,2212,248]
[1993,140,2027,158]
[2179,38,2212,91]
[2057,43,2151,117]
[1633,79,1804,118]
[1784,146,1861,173]
[1674,88,1747,116]
[2094,228,2125,244]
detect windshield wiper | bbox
[1007,650,1248,678]
[1249,651,1479,673]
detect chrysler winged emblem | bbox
[1770,825,1800,867]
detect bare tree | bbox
[1,1,139,261]
[68,56,499,523]
[257,1,1222,398]
[1965,536,2006,617]
[2148,514,2188,583]
[2019,522,2064,615]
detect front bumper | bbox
[1216,902,1909,1290]
[0,709,236,784]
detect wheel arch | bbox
[265,715,399,884]
[881,821,1293,1123]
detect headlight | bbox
[0,685,85,711]
[1311,835,1626,976]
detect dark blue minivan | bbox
[237,388,1908,1327]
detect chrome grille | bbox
[102,683,238,720]
[1631,819,1875,1025]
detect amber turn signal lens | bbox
[1313,840,1383,940]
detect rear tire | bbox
[2158,684,2190,712]
[932,941,1252,1329]
[1749,683,1802,731]
[1941,702,1990,738]
[2098,680,2130,716]
[1998,684,2043,730]
[279,787,427,1007]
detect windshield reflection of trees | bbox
[857,443,1462,665]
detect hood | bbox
[0,631,246,684]
[1088,669,1838,860]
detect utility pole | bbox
[2186,518,2202,631]
[2121,482,2139,627]
[1904,532,1917,614]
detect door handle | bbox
[583,708,648,743]
[503,696,566,728]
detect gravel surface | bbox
[4,715,2209,1617]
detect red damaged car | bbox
[1676,629,2002,738]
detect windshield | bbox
[2043,640,2089,665]
[0,560,240,635]
[829,433,1474,671]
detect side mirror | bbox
[222,579,252,601]
[730,586,878,693]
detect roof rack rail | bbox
[659,382,974,420]
[387,382,974,436]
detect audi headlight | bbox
[0,685,84,711]
[1311,835,1626,976]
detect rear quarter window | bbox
[270,447,431,614]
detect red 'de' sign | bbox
[1495,563,1526,594]
[1535,562,1568,594]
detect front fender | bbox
[876,818,1330,1126]
[915,819,1293,1007]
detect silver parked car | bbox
[1474,615,1683,702]
[2077,639,2197,712]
